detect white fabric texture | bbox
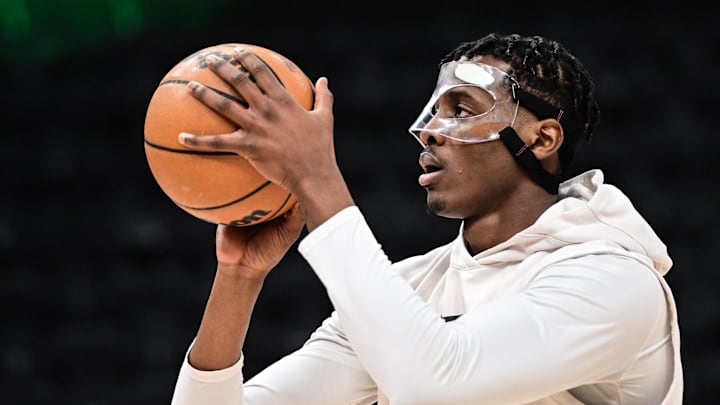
[171,169,683,405]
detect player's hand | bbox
[215,204,305,280]
[177,48,337,198]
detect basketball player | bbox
[170,33,683,404]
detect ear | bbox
[530,118,564,159]
[518,118,563,175]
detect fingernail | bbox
[178,133,190,143]
[206,54,221,65]
[187,81,200,91]
[234,47,247,55]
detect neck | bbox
[462,190,558,255]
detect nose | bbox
[418,128,447,146]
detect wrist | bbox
[294,172,354,232]
[216,263,269,284]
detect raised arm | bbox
[172,47,369,405]
[189,209,305,371]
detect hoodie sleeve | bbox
[298,206,670,404]
[171,342,245,405]
[171,314,378,405]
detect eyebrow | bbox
[443,86,494,106]
[445,87,476,99]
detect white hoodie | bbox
[171,169,683,405]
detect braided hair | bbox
[441,33,600,174]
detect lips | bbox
[419,151,443,173]
[418,150,443,187]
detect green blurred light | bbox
[1,0,32,41]
[0,0,233,67]
[109,0,144,37]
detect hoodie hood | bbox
[458,169,673,276]
[556,169,672,274]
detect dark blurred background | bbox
[1,0,717,403]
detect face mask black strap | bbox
[499,126,560,194]
[512,85,581,133]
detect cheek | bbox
[456,143,512,177]
[452,145,522,195]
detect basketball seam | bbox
[144,139,236,156]
[177,181,273,210]
[158,79,250,108]
[266,192,294,220]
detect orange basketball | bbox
[143,43,314,226]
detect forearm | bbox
[188,266,265,371]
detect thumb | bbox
[312,77,334,112]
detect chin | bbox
[426,197,466,220]
[426,199,450,217]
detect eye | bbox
[453,104,473,118]
[432,101,474,119]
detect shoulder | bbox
[531,254,666,342]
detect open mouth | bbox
[419,151,443,173]
[424,163,441,173]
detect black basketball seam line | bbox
[158,79,250,108]
[220,192,294,226]
[259,60,316,108]
[266,192,294,220]
[177,181,273,210]
[144,139,237,156]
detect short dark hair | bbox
[441,33,600,174]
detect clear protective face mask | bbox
[408,59,521,145]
